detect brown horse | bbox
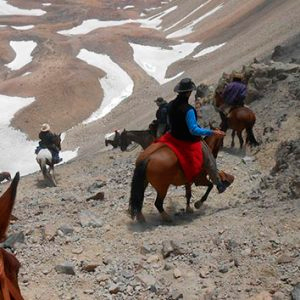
[215,92,259,148]
[129,134,234,222]
[120,129,156,151]
[0,172,24,300]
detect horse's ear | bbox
[0,172,20,242]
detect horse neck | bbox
[214,92,224,107]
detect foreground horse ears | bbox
[0,172,20,242]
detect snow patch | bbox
[193,43,226,58]
[130,42,199,84]
[77,49,134,123]
[5,41,37,71]
[167,4,223,39]
[21,72,32,77]
[123,5,134,10]
[11,25,34,30]
[42,3,52,6]
[0,0,46,16]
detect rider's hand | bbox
[213,129,226,137]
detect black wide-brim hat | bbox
[174,78,196,93]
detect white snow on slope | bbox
[130,42,200,84]
[77,49,134,123]
[124,5,134,10]
[11,25,34,30]
[193,43,226,58]
[164,0,212,32]
[57,5,177,35]
[5,41,37,71]
[0,0,46,16]
[167,4,224,39]
[0,95,77,176]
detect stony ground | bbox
[1,41,299,300]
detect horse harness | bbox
[0,250,24,300]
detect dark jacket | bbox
[156,102,168,124]
[223,81,247,106]
[39,131,58,152]
[168,94,200,142]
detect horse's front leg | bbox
[49,165,57,187]
[154,187,171,222]
[194,182,213,209]
[185,184,193,213]
[231,130,236,148]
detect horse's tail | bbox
[246,127,259,147]
[37,156,48,177]
[129,159,149,219]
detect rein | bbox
[0,250,24,300]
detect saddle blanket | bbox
[156,132,203,183]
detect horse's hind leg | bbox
[185,184,193,213]
[237,131,244,149]
[154,186,171,222]
[194,182,213,209]
[231,130,236,148]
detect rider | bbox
[219,71,247,116]
[154,97,169,138]
[168,78,228,193]
[37,123,62,164]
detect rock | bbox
[291,283,300,300]
[71,247,83,254]
[82,262,99,272]
[96,274,110,283]
[147,254,160,263]
[58,225,74,235]
[86,191,105,201]
[87,180,106,193]
[109,283,120,294]
[164,263,172,271]
[249,291,272,300]
[136,273,156,287]
[1,232,25,249]
[55,262,75,275]
[224,239,238,252]
[162,240,174,258]
[199,266,210,278]
[169,289,183,300]
[78,210,103,228]
[140,243,153,255]
[44,224,57,241]
[173,268,182,279]
[277,254,293,264]
[242,156,255,164]
[272,291,286,300]
[218,265,228,273]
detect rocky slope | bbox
[1,38,299,299]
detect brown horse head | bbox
[0,172,24,300]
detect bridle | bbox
[0,250,24,300]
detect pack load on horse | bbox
[0,172,24,300]
[214,72,259,148]
[105,130,121,148]
[129,78,234,222]
[154,97,169,138]
[35,124,62,186]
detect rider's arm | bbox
[185,109,213,136]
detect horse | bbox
[0,173,11,183]
[215,92,259,148]
[105,130,121,148]
[129,133,234,222]
[0,172,24,300]
[120,129,156,151]
[36,133,61,187]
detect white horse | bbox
[36,133,61,187]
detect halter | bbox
[0,250,24,300]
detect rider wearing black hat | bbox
[154,97,169,138]
[168,78,227,193]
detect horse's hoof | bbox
[186,206,194,214]
[194,201,203,209]
[160,211,172,223]
[137,213,146,223]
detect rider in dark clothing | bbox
[154,97,169,138]
[36,124,62,164]
[168,78,227,193]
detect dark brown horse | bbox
[120,129,156,151]
[0,172,24,300]
[129,134,234,222]
[215,92,259,148]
